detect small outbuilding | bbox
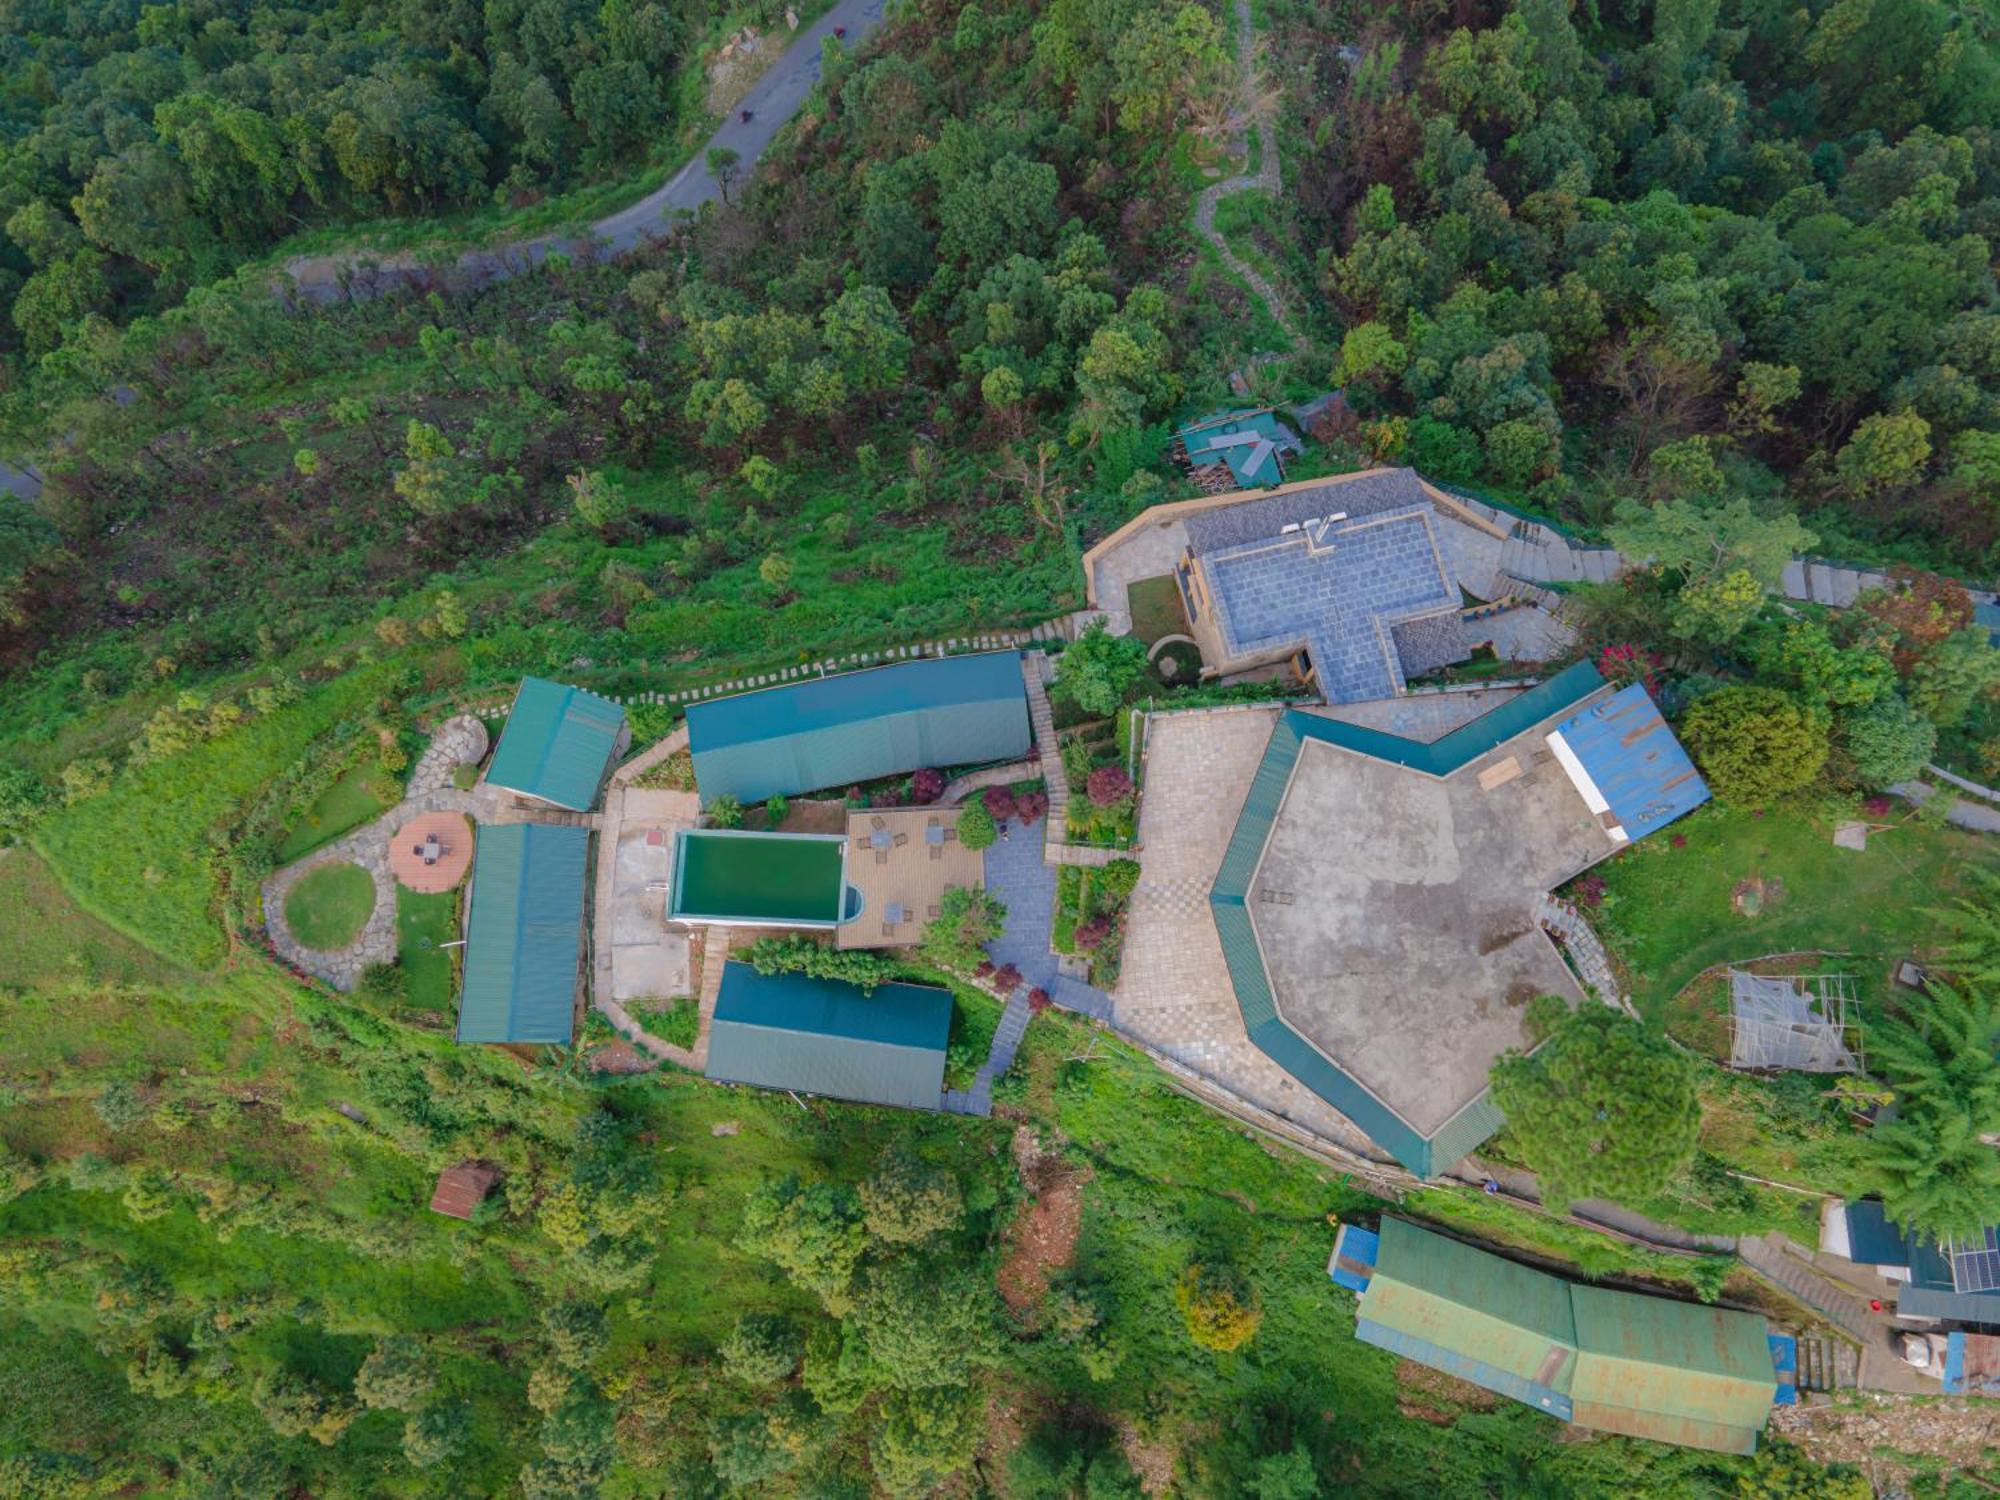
[685,652,1030,807]
[457,823,589,1044]
[484,677,627,811]
[1338,1218,1780,1454]
[703,961,952,1110]
[430,1161,501,1220]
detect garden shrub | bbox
[1681,686,1829,804]
[708,794,744,829]
[1176,1263,1261,1352]
[956,801,996,850]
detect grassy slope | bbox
[1585,799,1991,1016]
[276,765,397,863]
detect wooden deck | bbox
[837,808,983,949]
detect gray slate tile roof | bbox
[1390,611,1473,681]
[1201,503,1463,704]
[1183,468,1433,554]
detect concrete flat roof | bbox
[1246,722,1614,1138]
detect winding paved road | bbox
[278,0,889,304]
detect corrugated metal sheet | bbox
[457,823,587,1043]
[1329,1223,1379,1292]
[1356,1219,1578,1416]
[484,677,626,811]
[1569,1285,1775,1454]
[702,962,950,1110]
[1899,1236,2000,1323]
[686,653,1030,805]
[1550,683,1709,841]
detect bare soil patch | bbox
[1772,1395,2000,1490]
[997,1127,1090,1316]
[1731,873,1786,918]
[587,1041,652,1075]
[1394,1358,1498,1426]
[1116,1415,1179,1497]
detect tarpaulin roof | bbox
[686,652,1030,806]
[457,823,587,1043]
[703,962,951,1111]
[1177,408,1298,487]
[484,677,626,811]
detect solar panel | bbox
[1948,1227,2000,1293]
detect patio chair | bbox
[927,904,941,919]
[942,828,958,842]
[929,843,942,861]
[874,848,889,865]
[893,832,909,848]
[870,814,887,831]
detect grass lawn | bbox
[0,849,189,991]
[277,763,400,862]
[1127,574,1191,646]
[395,887,459,1013]
[283,862,376,951]
[634,995,700,1048]
[945,985,1003,1090]
[1582,798,1995,1018]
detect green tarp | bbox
[485,677,625,811]
[457,823,588,1044]
[703,962,950,1110]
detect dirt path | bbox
[278,0,890,304]
[1191,0,1296,348]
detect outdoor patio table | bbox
[924,825,945,844]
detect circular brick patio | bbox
[389,812,474,893]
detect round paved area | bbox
[390,812,474,893]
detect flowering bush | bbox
[1598,642,1661,695]
[974,959,995,979]
[1570,873,1606,909]
[991,963,1022,993]
[1074,916,1113,951]
[981,784,1018,822]
[1027,987,1051,1013]
[1085,765,1133,808]
[1015,790,1049,825]
[909,767,945,804]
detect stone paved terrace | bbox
[1249,726,1605,1138]
[980,824,1111,1018]
[1111,706,1387,1160]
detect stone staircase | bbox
[1535,894,1629,1013]
[1739,1234,1876,1344]
[1497,518,1622,586]
[1022,654,1069,831]
[942,985,1038,1116]
[1795,1333,1860,1392]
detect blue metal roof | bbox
[484,677,626,811]
[457,823,588,1044]
[685,652,1031,805]
[688,652,1024,750]
[1329,1223,1379,1292]
[1551,683,1710,842]
[1178,408,1296,487]
[704,962,951,1110]
[1769,1335,1798,1406]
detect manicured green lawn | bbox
[395,887,459,1013]
[1127,574,1190,646]
[277,763,399,862]
[945,985,1002,1090]
[1583,799,1994,1017]
[283,862,376,951]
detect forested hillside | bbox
[0,0,1995,1494]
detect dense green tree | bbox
[857,1153,963,1245]
[1490,997,1699,1207]
[870,1385,984,1498]
[720,1313,801,1386]
[354,1336,434,1411]
[1054,622,1148,715]
[738,1176,868,1313]
[851,1260,1002,1390]
[919,886,1006,971]
[1680,687,1830,803]
[1834,696,1936,788]
[402,1403,470,1469]
[1909,627,2000,728]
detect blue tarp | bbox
[1768,1334,1798,1406]
[1845,1200,1912,1267]
[1329,1223,1379,1293]
[1552,682,1710,841]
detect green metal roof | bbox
[457,823,588,1044]
[1355,1219,1578,1418]
[668,830,848,925]
[685,653,1030,806]
[703,962,950,1110]
[1569,1285,1777,1454]
[485,677,626,811]
[1209,661,1609,1176]
[1349,1220,1777,1453]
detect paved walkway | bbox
[1190,0,1295,346]
[279,0,891,303]
[1892,778,2000,833]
